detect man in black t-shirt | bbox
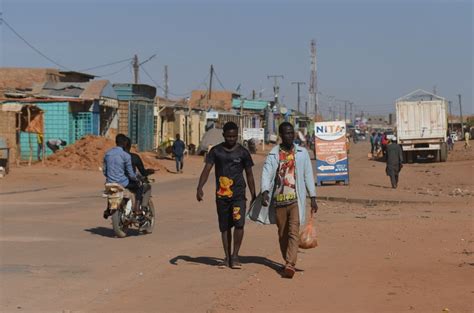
[196,122,256,269]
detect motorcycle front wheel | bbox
[141,199,155,234]
[111,210,128,238]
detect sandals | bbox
[217,258,229,269]
[282,265,296,279]
[231,257,242,269]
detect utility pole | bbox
[448,100,452,132]
[164,65,169,100]
[132,53,157,85]
[252,90,256,100]
[350,101,353,123]
[240,99,244,142]
[267,75,284,108]
[458,94,464,138]
[133,54,139,84]
[305,101,308,117]
[344,100,348,122]
[291,81,305,113]
[208,65,214,103]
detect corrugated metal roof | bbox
[58,71,95,79]
[37,80,116,100]
[232,99,269,111]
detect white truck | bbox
[395,89,448,163]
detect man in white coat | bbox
[259,122,318,278]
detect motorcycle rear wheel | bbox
[141,200,155,234]
[112,210,128,238]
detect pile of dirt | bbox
[43,136,168,172]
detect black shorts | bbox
[216,199,246,232]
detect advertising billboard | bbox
[314,121,349,185]
[243,128,265,141]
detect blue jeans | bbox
[175,155,184,172]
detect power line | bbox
[213,68,227,90]
[80,57,133,72]
[96,63,131,77]
[140,65,164,90]
[168,91,191,97]
[141,64,191,97]
[1,16,71,70]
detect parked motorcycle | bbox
[103,175,155,238]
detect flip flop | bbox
[217,258,229,269]
[282,265,295,279]
[231,257,242,269]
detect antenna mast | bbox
[309,39,318,116]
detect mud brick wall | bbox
[0,111,19,163]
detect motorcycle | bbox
[103,175,155,238]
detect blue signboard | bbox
[314,121,349,185]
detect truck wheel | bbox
[434,150,441,162]
[440,143,448,162]
[407,151,414,164]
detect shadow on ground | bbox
[169,255,284,272]
[368,183,392,189]
[84,227,141,238]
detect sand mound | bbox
[43,136,168,172]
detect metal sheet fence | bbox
[128,101,154,151]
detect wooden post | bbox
[27,107,32,166]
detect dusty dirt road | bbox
[1,141,473,313]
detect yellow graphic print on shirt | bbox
[232,207,241,221]
[275,148,297,204]
[217,176,234,198]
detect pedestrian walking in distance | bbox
[464,129,471,150]
[385,138,404,189]
[369,131,376,155]
[260,122,318,279]
[172,133,186,173]
[196,122,256,269]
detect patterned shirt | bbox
[274,146,297,206]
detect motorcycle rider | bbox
[124,138,155,178]
[102,134,142,219]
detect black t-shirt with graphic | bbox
[205,143,254,201]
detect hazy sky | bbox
[1,0,472,116]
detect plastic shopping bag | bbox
[298,212,318,249]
